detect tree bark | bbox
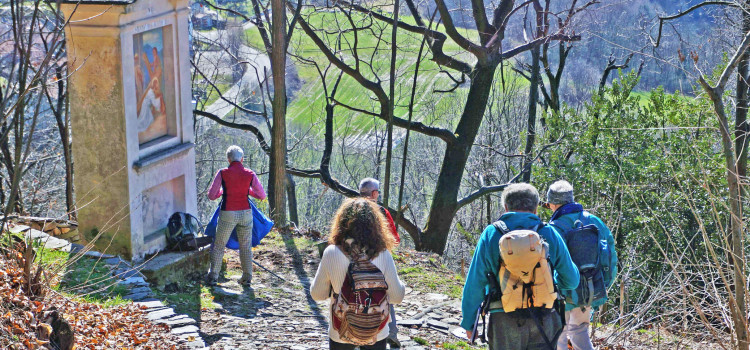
[50,65,75,219]
[736,1,750,183]
[522,46,540,182]
[268,0,288,224]
[286,173,298,226]
[421,63,499,252]
[383,0,400,207]
[702,82,749,350]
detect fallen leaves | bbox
[0,242,182,349]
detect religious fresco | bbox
[133,25,176,145]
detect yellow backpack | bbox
[494,222,557,312]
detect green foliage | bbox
[456,222,478,246]
[535,71,724,321]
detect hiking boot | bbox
[239,274,252,286]
[204,274,218,286]
[386,336,401,348]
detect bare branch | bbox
[433,0,486,58]
[334,0,473,74]
[501,33,581,59]
[651,1,739,48]
[193,109,271,154]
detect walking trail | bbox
[163,229,475,349]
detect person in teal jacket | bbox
[545,180,618,350]
[461,183,579,350]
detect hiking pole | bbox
[251,259,295,285]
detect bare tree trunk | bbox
[286,173,298,226]
[383,0,400,207]
[50,65,75,219]
[736,1,750,183]
[701,80,750,350]
[422,63,498,252]
[521,46,540,183]
[268,0,288,224]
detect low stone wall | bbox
[7,215,82,242]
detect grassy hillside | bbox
[245,10,527,136]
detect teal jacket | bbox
[549,208,618,311]
[460,212,580,331]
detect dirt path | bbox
[182,232,477,349]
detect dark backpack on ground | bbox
[331,251,390,345]
[554,212,607,306]
[166,212,212,252]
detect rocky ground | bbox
[150,229,726,350]
[156,230,480,350]
[14,222,725,350]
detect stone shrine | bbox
[61,0,196,261]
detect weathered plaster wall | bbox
[64,7,133,258]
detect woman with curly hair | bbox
[310,198,406,350]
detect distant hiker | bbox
[358,178,400,244]
[310,198,405,350]
[359,177,401,347]
[461,183,579,350]
[206,145,266,286]
[545,180,618,350]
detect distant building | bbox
[191,9,226,30]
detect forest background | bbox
[3,0,750,348]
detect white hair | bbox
[358,178,380,196]
[226,145,244,162]
[501,183,539,212]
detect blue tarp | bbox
[205,200,274,249]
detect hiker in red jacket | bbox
[206,145,266,286]
[359,177,401,347]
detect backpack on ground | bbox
[493,221,557,312]
[552,212,608,306]
[166,212,212,252]
[331,251,390,345]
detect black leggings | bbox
[329,338,387,350]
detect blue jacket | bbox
[460,212,579,331]
[549,203,618,311]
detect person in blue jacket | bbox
[546,180,618,350]
[461,183,579,350]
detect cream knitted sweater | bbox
[310,244,406,343]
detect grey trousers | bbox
[388,304,397,338]
[488,309,563,350]
[556,307,594,350]
[209,210,253,280]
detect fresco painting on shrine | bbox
[133,25,177,145]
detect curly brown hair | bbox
[328,197,395,259]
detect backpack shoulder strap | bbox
[580,211,590,225]
[492,220,510,235]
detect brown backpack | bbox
[331,251,390,345]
